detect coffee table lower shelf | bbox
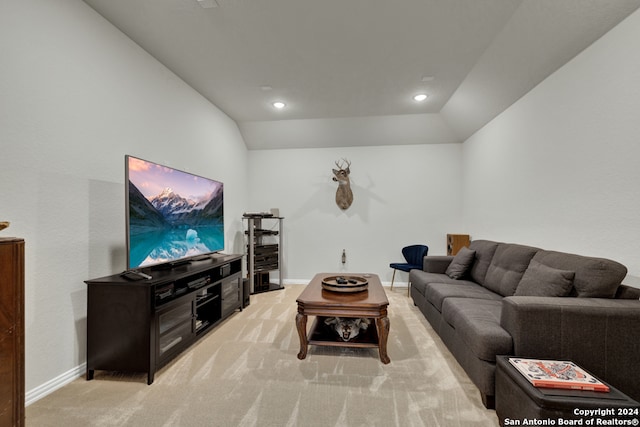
[307,317,379,349]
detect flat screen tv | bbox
[125,155,224,269]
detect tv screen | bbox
[125,155,224,269]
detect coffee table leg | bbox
[376,316,390,364]
[296,313,308,360]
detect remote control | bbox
[121,270,152,281]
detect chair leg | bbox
[390,269,396,290]
[407,279,411,297]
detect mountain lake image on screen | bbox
[125,155,224,269]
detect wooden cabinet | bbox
[0,238,25,427]
[85,254,242,384]
[447,234,470,256]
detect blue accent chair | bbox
[390,245,429,296]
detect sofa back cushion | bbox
[467,240,499,286]
[531,250,627,298]
[484,243,540,296]
[616,284,640,300]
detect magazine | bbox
[508,358,610,392]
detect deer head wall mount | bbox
[332,158,353,210]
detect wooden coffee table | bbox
[295,273,390,364]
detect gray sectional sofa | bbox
[409,239,640,408]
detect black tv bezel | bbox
[124,155,224,271]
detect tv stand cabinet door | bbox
[86,283,154,384]
[156,297,195,366]
[221,274,242,318]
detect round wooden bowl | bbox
[321,275,368,293]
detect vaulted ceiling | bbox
[82,0,640,149]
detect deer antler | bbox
[335,158,351,170]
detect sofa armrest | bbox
[423,256,454,273]
[501,296,640,401]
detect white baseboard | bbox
[282,278,306,285]
[26,363,86,406]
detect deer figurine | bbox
[332,159,353,210]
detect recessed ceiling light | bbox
[413,94,428,102]
[272,101,286,109]
[421,75,435,82]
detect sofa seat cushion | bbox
[484,243,540,296]
[441,298,513,362]
[409,270,467,297]
[425,282,502,312]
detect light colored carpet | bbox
[27,285,499,426]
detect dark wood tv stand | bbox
[85,253,243,384]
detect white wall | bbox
[462,7,640,286]
[6,0,640,405]
[0,0,248,398]
[248,144,464,283]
